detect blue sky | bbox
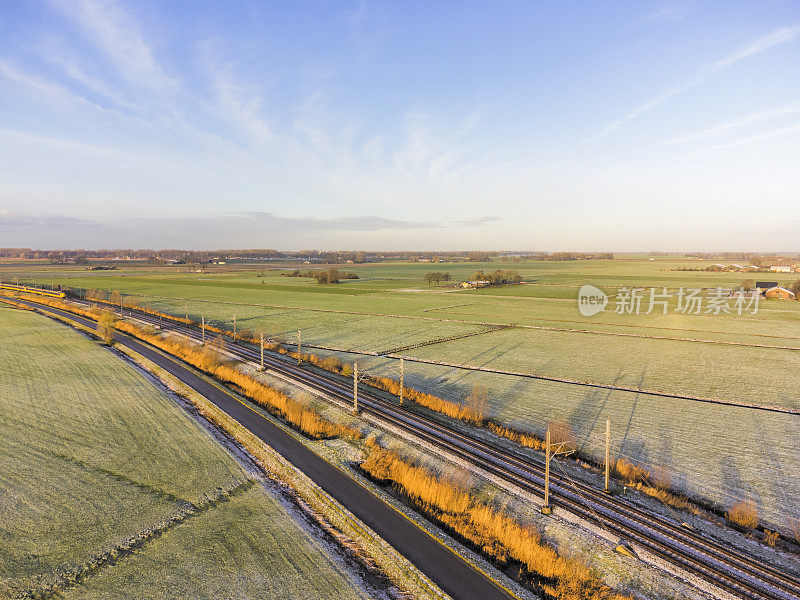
[0,1,798,250]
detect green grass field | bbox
[0,305,369,599]
[6,256,800,528]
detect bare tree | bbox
[96,310,116,344]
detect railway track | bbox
[22,297,800,600]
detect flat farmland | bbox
[311,348,800,529]
[139,298,485,355]
[0,305,369,599]
[405,326,800,407]
[8,257,800,529]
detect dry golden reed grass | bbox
[613,458,699,515]
[96,309,116,344]
[765,530,779,547]
[725,501,758,530]
[361,444,629,600]
[114,320,362,441]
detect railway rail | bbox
[16,295,800,600]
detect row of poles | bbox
[116,296,612,513]
[204,312,405,415]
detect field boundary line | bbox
[495,321,800,351]
[377,325,511,356]
[143,294,800,352]
[454,311,800,342]
[382,353,800,416]
[142,294,511,326]
[451,311,800,345]
[42,446,194,507]
[20,479,254,600]
[421,302,476,312]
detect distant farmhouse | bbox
[754,281,796,300]
[765,286,796,300]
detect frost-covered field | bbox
[10,257,800,529]
[296,344,799,530]
[0,305,369,599]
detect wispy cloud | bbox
[705,24,800,72]
[588,23,800,142]
[348,0,392,60]
[637,6,690,25]
[0,58,139,122]
[210,66,273,143]
[680,121,800,157]
[393,109,483,180]
[0,212,96,230]
[0,128,204,174]
[0,59,98,110]
[654,102,800,147]
[51,55,140,112]
[48,0,177,93]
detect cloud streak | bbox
[706,23,800,72]
[48,0,178,92]
[680,121,800,157]
[0,59,116,115]
[653,102,800,146]
[588,23,800,142]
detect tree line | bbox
[0,248,617,263]
[471,269,522,286]
[424,272,451,286]
[283,268,359,284]
[423,269,523,287]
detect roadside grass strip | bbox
[0,304,373,600]
[113,343,451,600]
[361,444,629,600]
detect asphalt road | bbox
[19,300,516,600]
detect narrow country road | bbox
[14,300,516,600]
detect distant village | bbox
[672,263,798,273]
